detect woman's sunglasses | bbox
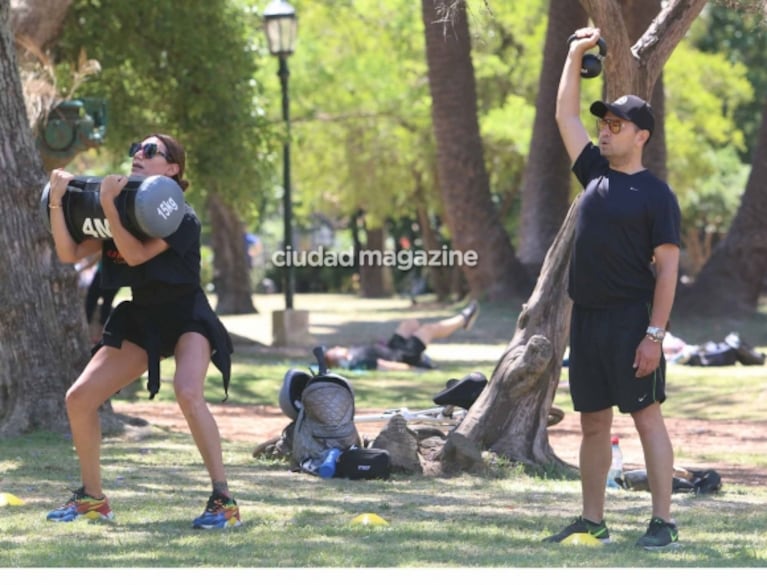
[129,142,171,161]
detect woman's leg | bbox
[66,343,148,498]
[173,331,229,494]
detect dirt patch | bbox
[112,400,766,488]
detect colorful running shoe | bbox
[542,515,611,543]
[46,487,115,522]
[192,491,242,529]
[636,516,680,550]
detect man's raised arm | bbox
[556,27,601,163]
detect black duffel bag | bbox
[336,447,391,480]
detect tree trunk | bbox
[359,226,394,298]
[416,205,452,302]
[676,95,767,316]
[517,0,587,278]
[412,167,452,302]
[10,0,72,53]
[422,0,532,301]
[206,193,256,315]
[444,195,577,469]
[622,0,668,180]
[0,2,120,437]
[581,0,708,99]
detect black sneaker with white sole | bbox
[636,516,680,550]
[542,516,611,544]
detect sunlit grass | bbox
[3,293,767,569]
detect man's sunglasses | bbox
[129,142,171,161]
[596,118,627,135]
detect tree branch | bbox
[636,0,709,83]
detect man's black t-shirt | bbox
[569,143,681,308]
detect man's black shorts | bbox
[568,301,666,414]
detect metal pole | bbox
[278,54,294,310]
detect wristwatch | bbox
[646,326,666,343]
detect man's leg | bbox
[393,318,421,339]
[410,302,478,345]
[411,314,464,344]
[631,402,674,522]
[580,407,613,523]
[541,406,613,543]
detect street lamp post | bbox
[263,0,297,311]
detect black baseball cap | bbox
[590,94,655,136]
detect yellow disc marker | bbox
[350,513,389,527]
[561,532,602,547]
[0,492,26,506]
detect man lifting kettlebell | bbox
[541,27,683,550]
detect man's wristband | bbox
[646,326,666,343]
[49,203,62,209]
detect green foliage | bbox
[54,0,276,222]
[664,39,753,236]
[42,0,767,286]
[264,0,435,229]
[692,3,767,163]
[469,0,547,229]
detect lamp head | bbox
[263,0,298,57]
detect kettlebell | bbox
[567,34,607,79]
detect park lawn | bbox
[1,293,766,570]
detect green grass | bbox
[2,293,767,569]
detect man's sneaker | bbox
[636,517,680,550]
[542,516,611,543]
[192,491,242,529]
[460,301,480,330]
[46,487,115,522]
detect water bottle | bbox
[606,435,623,489]
[318,448,341,479]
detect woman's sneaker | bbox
[636,517,680,550]
[192,491,242,529]
[542,516,611,543]
[47,487,115,522]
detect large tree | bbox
[516,0,587,277]
[440,0,708,472]
[0,0,104,436]
[422,0,533,301]
[676,94,767,315]
[675,3,767,315]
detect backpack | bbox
[287,347,362,471]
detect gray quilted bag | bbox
[291,377,361,466]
